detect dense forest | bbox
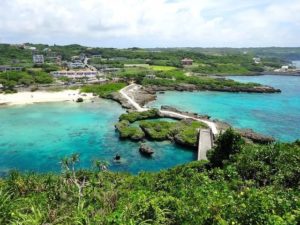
[0,130,299,224]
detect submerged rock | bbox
[76,97,83,103]
[114,154,121,161]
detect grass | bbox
[150,65,177,71]
[80,82,126,97]
[119,109,160,123]
[115,120,145,140]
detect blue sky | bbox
[0,0,299,47]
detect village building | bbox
[33,55,44,64]
[181,58,193,65]
[145,74,156,79]
[92,55,102,58]
[0,65,23,72]
[24,46,37,51]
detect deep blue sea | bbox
[149,75,300,142]
[0,99,195,175]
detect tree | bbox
[208,128,244,167]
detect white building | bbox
[24,46,36,51]
[51,70,98,79]
[253,57,261,64]
[33,55,44,64]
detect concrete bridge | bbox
[197,129,214,160]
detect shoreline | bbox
[0,90,95,106]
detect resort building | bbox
[68,61,85,69]
[50,70,98,79]
[33,55,44,65]
[181,58,193,65]
[0,66,23,72]
[281,65,289,71]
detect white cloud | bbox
[0,0,299,47]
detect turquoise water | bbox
[0,99,195,175]
[148,75,300,142]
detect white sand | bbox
[0,90,95,106]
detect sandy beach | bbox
[0,90,95,106]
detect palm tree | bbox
[93,159,109,172]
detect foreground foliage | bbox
[0,132,299,224]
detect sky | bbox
[0,0,299,48]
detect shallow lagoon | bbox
[149,75,300,142]
[0,99,195,174]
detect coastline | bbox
[0,90,95,106]
[115,84,275,144]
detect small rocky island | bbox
[139,143,154,156]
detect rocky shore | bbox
[129,84,280,107]
[106,82,280,110]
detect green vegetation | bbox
[140,119,207,146]
[0,70,53,92]
[0,44,33,65]
[139,120,175,140]
[119,109,159,123]
[81,83,126,97]
[0,130,299,224]
[116,111,208,147]
[115,120,145,140]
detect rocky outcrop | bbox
[236,128,275,144]
[173,134,197,148]
[132,88,157,106]
[139,143,154,156]
[107,92,135,109]
[144,84,281,94]
[207,85,281,93]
